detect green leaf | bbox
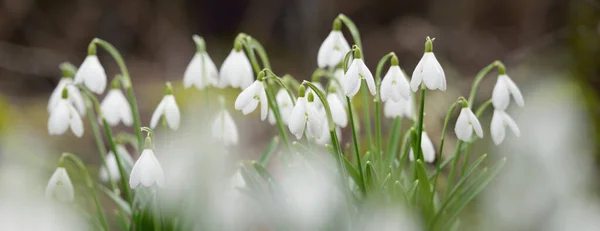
[364,161,379,191]
[341,153,364,195]
[259,136,279,165]
[415,160,434,222]
[385,117,402,168]
[97,184,131,216]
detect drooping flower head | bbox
[343,48,376,97]
[490,110,520,145]
[268,88,294,125]
[212,98,239,146]
[289,86,323,140]
[48,88,84,137]
[74,44,107,94]
[409,131,436,163]
[100,78,133,127]
[380,55,411,102]
[184,35,220,90]
[411,37,446,92]
[45,167,74,203]
[129,136,165,188]
[150,82,181,130]
[492,65,524,110]
[48,63,85,116]
[220,39,253,89]
[317,18,351,68]
[234,72,269,121]
[99,145,134,182]
[454,103,484,141]
[327,87,348,128]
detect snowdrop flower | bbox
[99,145,134,182]
[48,77,85,116]
[219,44,253,89]
[343,48,376,97]
[315,109,342,145]
[183,35,219,89]
[212,109,239,146]
[380,57,411,102]
[455,106,484,141]
[492,69,525,110]
[383,97,414,120]
[490,110,520,145]
[45,167,74,203]
[409,132,436,163]
[411,37,446,92]
[74,48,107,94]
[327,92,348,127]
[317,19,351,68]
[48,89,84,137]
[268,89,294,125]
[150,82,180,130]
[234,78,268,121]
[100,84,133,126]
[129,138,165,188]
[289,88,324,140]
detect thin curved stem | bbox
[467,61,501,108]
[415,89,426,163]
[346,96,366,195]
[262,70,296,106]
[337,14,363,50]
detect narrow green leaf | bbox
[385,117,402,167]
[341,153,364,194]
[98,184,131,215]
[415,160,434,222]
[259,136,279,165]
[365,161,379,191]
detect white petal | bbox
[68,105,84,137]
[100,89,122,126]
[67,85,86,116]
[421,53,443,90]
[220,49,252,88]
[75,55,107,94]
[150,97,167,129]
[431,53,446,91]
[48,78,69,113]
[421,132,436,163]
[492,76,510,110]
[490,110,506,145]
[203,53,220,87]
[163,95,180,130]
[380,69,393,102]
[183,53,203,89]
[455,108,473,141]
[242,99,259,115]
[383,100,401,118]
[502,111,520,137]
[358,60,376,96]
[234,81,259,110]
[306,103,323,139]
[259,84,268,121]
[130,149,164,188]
[503,75,525,107]
[267,109,276,125]
[119,98,134,127]
[223,110,239,145]
[328,94,347,127]
[343,60,361,97]
[288,97,307,139]
[45,167,74,202]
[468,109,484,138]
[317,31,350,68]
[410,54,426,92]
[48,100,71,135]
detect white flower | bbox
[45,167,74,202]
[380,65,411,102]
[219,49,253,89]
[410,52,446,92]
[327,94,347,127]
[100,89,133,126]
[48,98,84,137]
[234,80,268,121]
[212,109,239,146]
[315,109,342,145]
[492,74,525,110]
[317,30,351,68]
[454,107,484,141]
[409,132,436,163]
[288,96,323,140]
[490,110,520,145]
[183,52,219,89]
[48,78,86,116]
[99,145,134,182]
[150,95,180,130]
[383,97,414,120]
[343,58,376,97]
[74,55,107,94]
[268,89,294,125]
[129,148,165,188]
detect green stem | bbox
[396,128,412,180]
[346,96,366,195]
[262,70,296,106]
[337,14,363,50]
[361,82,374,155]
[374,52,395,174]
[83,96,117,191]
[431,98,463,200]
[385,117,403,167]
[459,99,493,177]
[92,39,143,151]
[60,153,108,231]
[415,89,427,163]
[467,61,502,108]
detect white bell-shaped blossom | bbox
[150,94,180,130]
[268,89,294,125]
[45,167,74,202]
[409,132,436,163]
[219,49,253,89]
[129,148,165,188]
[317,30,351,68]
[315,109,342,145]
[74,55,107,94]
[234,80,268,121]
[383,97,414,120]
[99,145,134,182]
[288,95,323,140]
[183,52,219,89]
[380,65,411,102]
[492,74,525,110]
[211,109,239,146]
[410,39,446,92]
[327,94,347,127]
[48,97,84,137]
[490,110,520,145]
[48,78,85,116]
[454,107,484,141]
[100,89,133,126]
[343,57,376,97]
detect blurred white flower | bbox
[48,98,84,137]
[315,111,342,146]
[317,30,351,68]
[268,89,294,125]
[100,89,133,127]
[219,49,253,89]
[383,97,413,120]
[455,107,484,141]
[327,93,348,127]
[48,78,85,116]
[234,80,268,121]
[183,52,219,89]
[74,55,107,94]
[343,58,376,97]
[380,65,411,102]
[492,74,525,110]
[129,148,165,188]
[410,52,446,92]
[211,109,239,146]
[409,131,435,163]
[45,167,74,203]
[99,145,134,182]
[289,95,323,140]
[150,95,180,130]
[491,110,520,145]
